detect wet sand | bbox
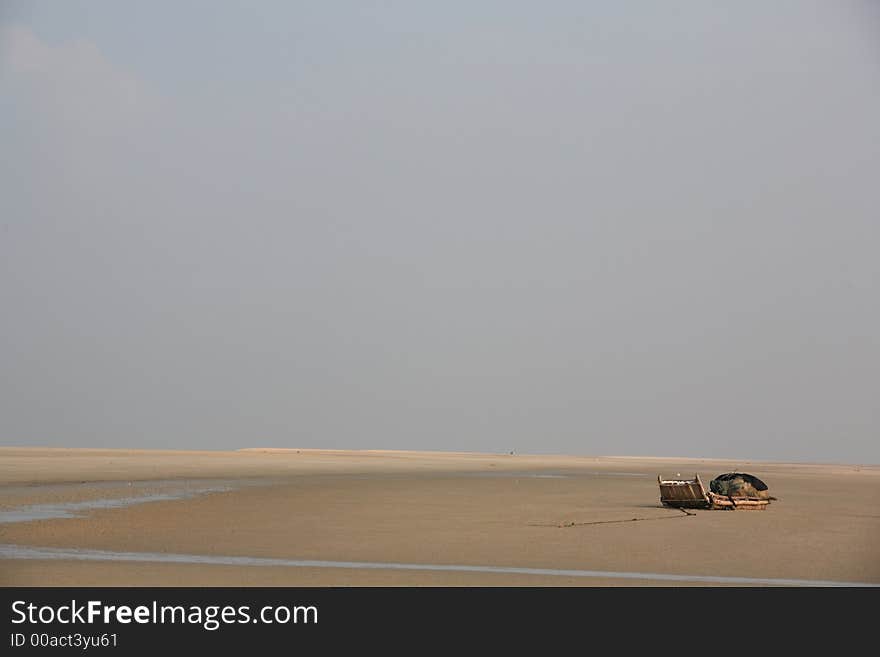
[1,447,877,586]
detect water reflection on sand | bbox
[0,479,248,524]
[0,544,875,587]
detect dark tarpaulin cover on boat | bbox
[709,472,769,498]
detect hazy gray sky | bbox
[2,2,878,463]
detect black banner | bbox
[1,587,873,653]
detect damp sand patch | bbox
[0,544,875,587]
[465,471,649,479]
[0,479,265,524]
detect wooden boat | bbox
[658,473,770,510]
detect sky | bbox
[1,2,879,463]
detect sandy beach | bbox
[1,447,877,586]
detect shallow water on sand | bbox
[0,544,875,587]
[0,481,240,524]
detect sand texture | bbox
[1,447,877,586]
